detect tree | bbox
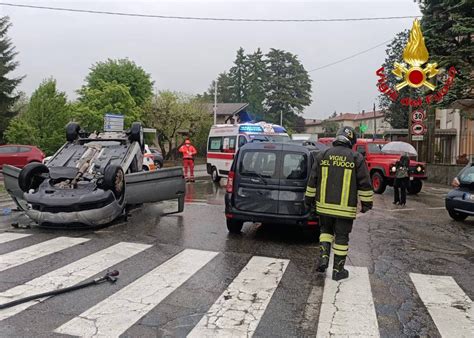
[322,120,339,135]
[204,72,236,103]
[0,16,23,143]
[378,30,412,128]
[5,79,71,154]
[229,47,247,102]
[73,80,142,132]
[264,49,312,125]
[144,91,210,159]
[83,58,153,106]
[244,48,266,115]
[418,0,473,110]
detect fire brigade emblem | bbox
[392,19,439,91]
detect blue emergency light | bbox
[239,125,264,133]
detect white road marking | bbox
[410,273,474,337]
[188,256,289,338]
[0,233,31,244]
[426,207,446,210]
[55,249,218,337]
[0,236,89,272]
[0,242,150,321]
[317,263,380,337]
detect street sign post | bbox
[104,114,124,132]
[411,122,426,135]
[412,109,426,123]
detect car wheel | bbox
[371,172,386,194]
[212,167,221,183]
[408,179,423,195]
[103,164,125,201]
[18,163,49,192]
[66,122,81,143]
[227,219,243,233]
[448,209,468,222]
[129,122,144,152]
[142,165,149,171]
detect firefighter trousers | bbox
[319,215,353,257]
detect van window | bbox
[223,136,236,152]
[240,151,277,178]
[238,136,247,147]
[283,153,307,180]
[208,137,222,152]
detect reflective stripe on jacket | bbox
[305,145,373,219]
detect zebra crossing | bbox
[0,232,473,337]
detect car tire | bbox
[129,122,144,152]
[211,167,221,183]
[142,165,149,171]
[227,219,243,233]
[102,164,125,201]
[19,163,49,192]
[66,122,81,143]
[448,209,468,222]
[408,179,422,195]
[371,172,386,194]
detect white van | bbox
[206,122,290,182]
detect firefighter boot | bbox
[317,242,331,272]
[332,254,349,281]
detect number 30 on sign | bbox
[412,110,426,122]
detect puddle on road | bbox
[184,179,226,206]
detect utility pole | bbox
[280,111,283,126]
[213,79,218,125]
[373,103,377,139]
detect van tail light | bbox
[226,171,235,193]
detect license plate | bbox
[410,177,414,181]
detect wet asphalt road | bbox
[0,178,473,337]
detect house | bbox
[325,110,391,135]
[304,119,324,135]
[205,103,249,124]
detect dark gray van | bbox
[224,142,319,233]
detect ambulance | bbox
[206,122,290,182]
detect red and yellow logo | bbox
[392,19,438,91]
[376,19,457,107]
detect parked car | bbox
[318,138,427,194]
[143,145,157,171]
[0,145,45,170]
[149,147,164,168]
[224,142,319,234]
[445,163,474,221]
[3,122,185,227]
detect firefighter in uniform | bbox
[305,126,373,281]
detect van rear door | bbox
[277,146,310,216]
[233,144,281,214]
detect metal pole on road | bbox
[213,80,218,125]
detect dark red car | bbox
[0,145,45,170]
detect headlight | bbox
[416,166,422,172]
[391,166,396,173]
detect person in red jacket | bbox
[179,139,197,182]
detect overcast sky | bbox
[2,0,421,119]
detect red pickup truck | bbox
[318,138,427,194]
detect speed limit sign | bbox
[412,110,426,122]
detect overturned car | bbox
[3,122,185,227]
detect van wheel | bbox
[227,219,243,233]
[211,167,221,183]
[371,172,386,194]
